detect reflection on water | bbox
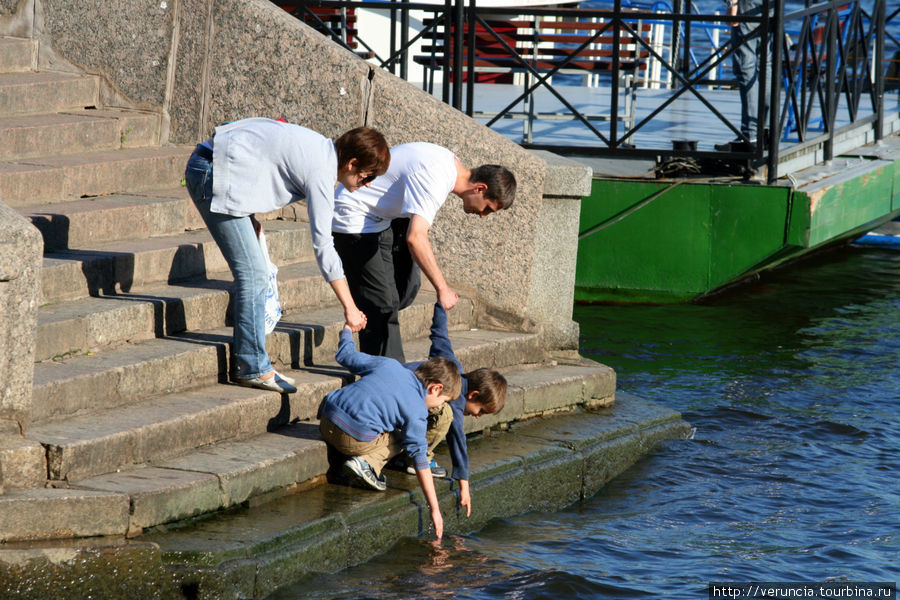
[268,244,900,599]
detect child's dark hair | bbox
[470,164,516,209]
[334,127,390,176]
[414,357,461,400]
[464,368,507,414]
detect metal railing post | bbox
[875,0,885,141]
[682,0,692,81]
[466,0,476,117]
[824,0,837,162]
[453,0,464,110]
[767,0,784,184]
[442,0,452,104]
[758,0,770,155]
[400,0,409,80]
[390,0,398,75]
[672,0,683,80]
[610,0,622,146]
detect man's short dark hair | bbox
[471,164,516,209]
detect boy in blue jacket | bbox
[319,326,461,540]
[402,303,508,517]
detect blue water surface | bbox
[268,244,899,598]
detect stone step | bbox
[22,185,317,253]
[6,361,626,541]
[0,37,34,73]
[0,144,191,207]
[29,369,344,483]
[27,321,551,484]
[22,187,193,252]
[30,294,493,424]
[0,71,98,117]
[39,219,313,305]
[32,333,228,424]
[0,109,160,161]
[34,260,333,362]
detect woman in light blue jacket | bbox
[184,118,390,393]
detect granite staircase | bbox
[0,35,615,542]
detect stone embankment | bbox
[0,393,691,600]
[0,25,690,599]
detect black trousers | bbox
[333,218,420,362]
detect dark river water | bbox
[267,242,899,599]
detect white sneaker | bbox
[342,457,386,491]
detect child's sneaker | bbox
[342,456,387,491]
[406,459,447,478]
[386,455,408,472]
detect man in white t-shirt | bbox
[332,142,516,362]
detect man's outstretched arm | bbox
[406,215,458,310]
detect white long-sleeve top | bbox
[209,117,344,282]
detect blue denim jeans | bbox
[184,148,273,380]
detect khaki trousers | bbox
[425,403,454,461]
[319,415,400,476]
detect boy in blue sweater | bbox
[402,303,508,518]
[319,326,461,540]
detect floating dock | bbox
[472,82,900,303]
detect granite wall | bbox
[0,0,31,37]
[0,202,43,491]
[7,0,586,347]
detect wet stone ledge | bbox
[0,393,691,600]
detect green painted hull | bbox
[575,156,900,304]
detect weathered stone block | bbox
[168,563,257,600]
[170,0,371,144]
[39,0,173,110]
[0,201,41,436]
[0,436,45,489]
[613,391,687,429]
[0,488,129,541]
[0,72,97,118]
[0,541,177,600]
[514,366,588,416]
[640,420,694,452]
[75,466,223,534]
[582,435,644,497]
[157,431,329,507]
[252,520,351,599]
[0,12,34,45]
[343,489,421,564]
